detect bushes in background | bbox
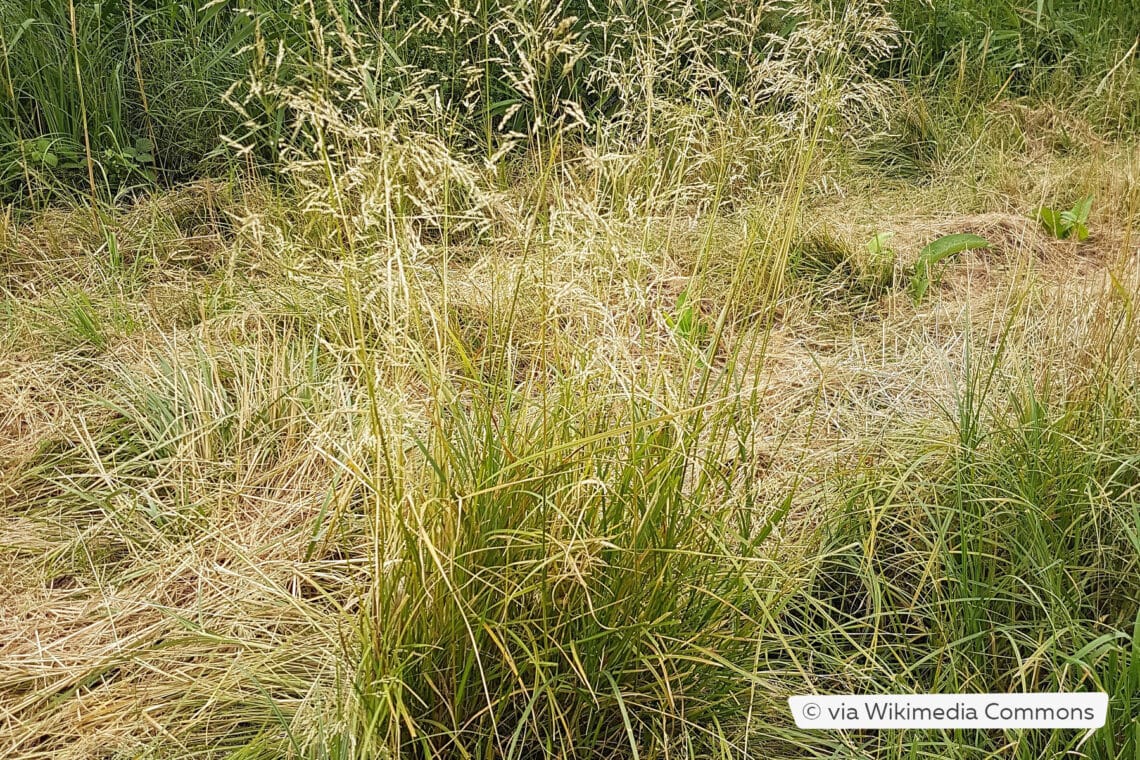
[1,0,1137,206]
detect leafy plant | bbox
[866,230,896,258]
[910,232,991,303]
[23,136,84,170]
[100,137,157,185]
[1034,195,1093,241]
[666,288,709,346]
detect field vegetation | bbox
[1,1,1139,758]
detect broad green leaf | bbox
[917,233,991,267]
[1071,222,1089,242]
[866,231,895,256]
[1071,195,1093,224]
[910,234,989,304]
[1035,206,1064,238]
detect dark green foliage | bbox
[2,0,1138,205]
[0,0,253,204]
[890,0,1139,93]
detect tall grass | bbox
[890,0,1140,129]
[0,0,253,203]
[288,8,849,752]
[767,302,1140,758]
[2,2,1140,759]
[2,0,1137,205]
[343,383,784,757]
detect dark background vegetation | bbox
[1,0,1137,206]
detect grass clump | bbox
[349,382,782,758]
[769,317,1140,758]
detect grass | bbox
[2,1,1140,759]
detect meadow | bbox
[1,1,1139,758]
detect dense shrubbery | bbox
[0,0,1137,204]
[0,0,250,200]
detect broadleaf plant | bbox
[666,289,709,346]
[1033,195,1092,241]
[910,233,991,303]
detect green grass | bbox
[8,0,1134,205]
[769,329,1140,758]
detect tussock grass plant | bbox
[764,295,1140,759]
[346,381,790,758]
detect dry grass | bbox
[2,114,1138,755]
